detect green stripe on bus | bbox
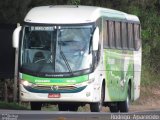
[22,74,88,86]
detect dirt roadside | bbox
[129,86,160,112]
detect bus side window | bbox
[128,23,134,50]
[103,20,109,48]
[108,21,115,48]
[115,22,121,49]
[121,22,128,49]
[134,24,141,50]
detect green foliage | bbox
[68,0,80,5]
[141,65,160,87]
[140,8,160,73]
[0,101,28,110]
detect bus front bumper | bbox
[20,83,101,103]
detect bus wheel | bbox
[30,102,42,110]
[90,85,104,112]
[109,103,119,112]
[58,103,68,111]
[90,102,100,112]
[118,85,131,112]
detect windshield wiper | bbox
[58,29,73,75]
[60,51,73,75]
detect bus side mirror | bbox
[92,27,99,51]
[12,26,21,48]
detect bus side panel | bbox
[119,50,134,101]
[103,49,122,101]
[103,49,134,102]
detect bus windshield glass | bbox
[20,25,93,76]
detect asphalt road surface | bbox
[0,110,160,120]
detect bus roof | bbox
[24,5,140,24]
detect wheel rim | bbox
[126,95,129,110]
[125,85,131,111]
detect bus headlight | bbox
[21,80,34,87]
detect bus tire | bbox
[118,85,131,112]
[90,85,104,112]
[90,102,101,112]
[30,102,42,110]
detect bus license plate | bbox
[48,93,61,98]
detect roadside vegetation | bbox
[0,101,28,110]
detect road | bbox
[0,110,160,120]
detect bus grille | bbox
[32,85,76,91]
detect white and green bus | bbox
[12,5,141,112]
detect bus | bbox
[12,5,141,112]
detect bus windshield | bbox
[20,25,93,76]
